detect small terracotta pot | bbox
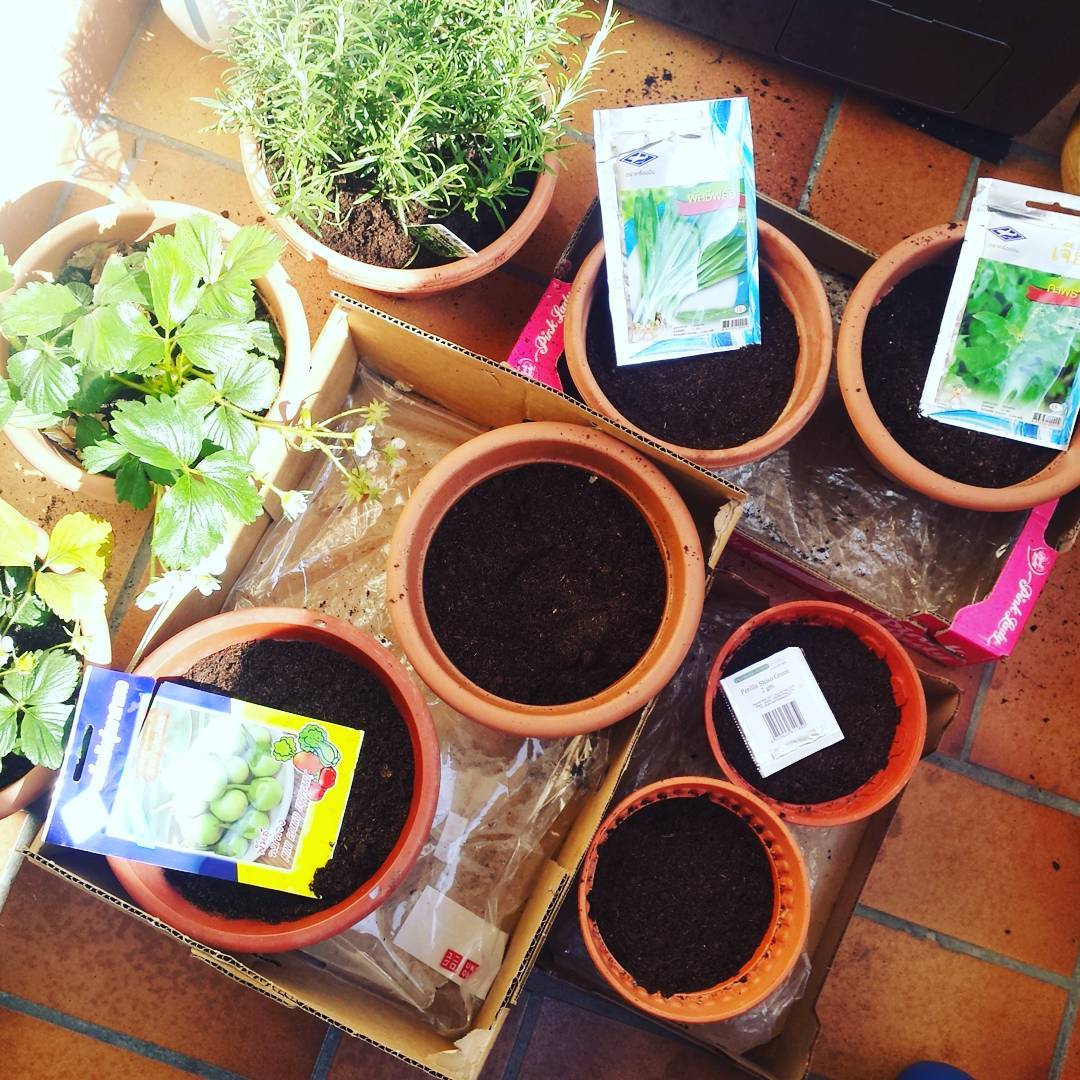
[386,421,706,738]
[705,600,927,827]
[107,608,440,954]
[0,201,311,502]
[578,776,810,1023]
[837,223,1080,511]
[562,222,833,468]
[0,520,112,820]
[1062,106,1080,196]
[240,134,558,297]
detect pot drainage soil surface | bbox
[422,462,666,706]
[584,267,798,450]
[714,621,900,806]
[587,795,774,996]
[165,638,414,922]
[862,257,1057,488]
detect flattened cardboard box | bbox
[26,300,746,1080]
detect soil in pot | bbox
[862,256,1057,488]
[587,795,774,996]
[164,638,414,922]
[713,621,900,805]
[317,171,536,269]
[584,266,798,450]
[422,462,666,706]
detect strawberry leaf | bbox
[45,512,113,577]
[35,569,108,623]
[198,273,257,321]
[214,352,279,411]
[206,406,258,457]
[0,496,42,566]
[111,395,205,471]
[114,456,155,510]
[176,314,253,373]
[146,233,201,328]
[81,438,130,474]
[0,282,82,338]
[153,472,228,569]
[8,346,79,414]
[93,254,150,307]
[175,215,225,283]
[222,226,284,282]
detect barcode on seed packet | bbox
[762,701,807,739]
[1033,411,1064,428]
[721,316,752,330]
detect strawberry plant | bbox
[0,497,112,773]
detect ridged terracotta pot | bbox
[107,608,440,954]
[578,776,810,1023]
[837,223,1080,511]
[563,221,833,468]
[386,421,706,738]
[240,134,558,297]
[705,600,927,827]
[0,201,311,502]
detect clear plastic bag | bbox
[225,365,612,1036]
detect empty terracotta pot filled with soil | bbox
[386,421,706,738]
[837,223,1080,511]
[107,608,440,953]
[705,601,926,827]
[578,776,809,1023]
[562,222,832,468]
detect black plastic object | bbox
[621,0,1079,136]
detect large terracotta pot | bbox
[386,421,706,738]
[0,201,311,502]
[562,221,833,468]
[836,223,1080,511]
[240,133,559,297]
[107,608,440,954]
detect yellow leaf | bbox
[35,570,107,624]
[0,496,41,567]
[45,512,113,579]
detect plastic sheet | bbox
[226,364,611,1036]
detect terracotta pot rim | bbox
[562,221,833,468]
[703,600,927,827]
[577,776,810,1023]
[0,200,311,504]
[386,421,706,738]
[836,222,1080,512]
[106,607,440,953]
[240,133,559,297]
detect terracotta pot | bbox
[0,520,112,820]
[0,201,311,502]
[386,421,706,738]
[562,222,833,468]
[704,600,926,827]
[107,607,440,954]
[1062,106,1080,196]
[578,776,810,1023]
[240,133,559,297]
[837,223,1080,511]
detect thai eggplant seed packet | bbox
[44,666,363,897]
[594,96,760,366]
[921,179,1080,450]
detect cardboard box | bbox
[24,300,746,1080]
[507,196,1080,666]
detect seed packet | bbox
[921,179,1080,450]
[594,96,760,366]
[44,666,363,897]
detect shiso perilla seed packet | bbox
[921,179,1080,450]
[44,666,363,897]
[594,95,760,366]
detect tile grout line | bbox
[1047,954,1080,1080]
[854,905,1075,989]
[958,661,996,762]
[797,90,845,214]
[926,752,1080,817]
[308,1024,342,1080]
[0,993,245,1079]
[107,523,154,636]
[99,0,155,113]
[953,155,981,220]
[500,990,545,1080]
[99,113,245,173]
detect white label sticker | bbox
[392,885,509,999]
[719,647,844,778]
[433,811,469,863]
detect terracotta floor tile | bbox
[568,3,834,207]
[0,863,327,1078]
[812,915,1068,1080]
[104,5,239,161]
[0,1008,182,1080]
[806,92,973,254]
[1018,85,1080,159]
[861,761,1080,975]
[969,552,1080,801]
[516,997,742,1079]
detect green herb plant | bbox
[208,0,621,234]
[0,215,404,610]
[0,497,112,774]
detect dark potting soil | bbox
[421,462,667,706]
[584,266,798,450]
[0,754,33,790]
[164,638,414,923]
[587,795,774,996]
[317,172,535,269]
[713,622,900,806]
[862,257,1057,488]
